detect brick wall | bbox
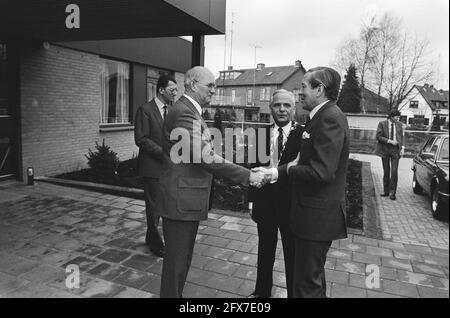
[20,44,138,178]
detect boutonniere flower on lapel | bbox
[302,131,311,139]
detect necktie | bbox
[163,105,167,118]
[278,127,284,160]
[390,122,394,140]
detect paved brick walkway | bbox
[352,154,449,249]
[0,181,448,298]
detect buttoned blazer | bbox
[278,101,349,241]
[154,96,250,221]
[247,123,303,225]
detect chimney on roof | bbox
[430,84,434,89]
[228,66,233,71]
[424,83,429,88]
[295,60,302,68]
[257,63,265,71]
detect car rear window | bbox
[437,138,449,162]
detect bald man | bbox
[154,66,266,298]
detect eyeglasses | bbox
[195,80,216,90]
[166,88,178,94]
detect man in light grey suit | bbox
[134,74,178,257]
[154,66,266,298]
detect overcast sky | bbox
[203,0,449,89]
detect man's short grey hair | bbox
[270,89,295,106]
[184,66,209,90]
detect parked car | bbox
[412,134,449,220]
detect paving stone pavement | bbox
[0,180,448,298]
[352,154,449,250]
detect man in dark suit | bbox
[277,66,349,298]
[247,89,302,298]
[375,110,405,200]
[154,66,266,298]
[134,74,178,257]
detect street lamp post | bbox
[249,44,261,108]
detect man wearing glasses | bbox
[134,74,178,257]
[155,66,266,298]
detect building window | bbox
[260,87,270,101]
[400,116,407,124]
[100,58,130,124]
[259,113,270,123]
[260,88,266,101]
[231,90,236,103]
[247,89,253,105]
[410,100,419,108]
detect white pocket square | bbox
[302,131,311,139]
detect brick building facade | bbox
[0,0,225,181]
[205,61,307,123]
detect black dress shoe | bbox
[390,194,396,200]
[380,193,389,197]
[149,247,165,257]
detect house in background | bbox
[344,87,390,130]
[0,0,226,181]
[398,84,449,129]
[204,61,307,123]
[361,87,389,114]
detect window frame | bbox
[99,57,131,126]
[410,100,419,108]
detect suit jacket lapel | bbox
[179,96,211,142]
[305,101,335,131]
[150,99,163,129]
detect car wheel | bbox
[431,185,445,220]
[412,172,423,194]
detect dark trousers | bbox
[160,217,199,298]
[293,238,331,298]
[255,220,294,298]
[381,153,400,195]
[143,177,164,250]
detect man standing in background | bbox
[375,109,405,200]
[134,74,178,257]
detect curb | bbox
[35,176,144,200]
[361,161,383,239]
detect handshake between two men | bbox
[248,153,300,188]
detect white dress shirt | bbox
[388,119,397,143]
[154,97,167,119]
[309,100,329,120]
[268,121,293,183]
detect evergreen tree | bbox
[337,64,362,113]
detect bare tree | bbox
[384,33,436,109]
[369,13,401,105]
[333,11,437,110]
[334,16,379,90]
